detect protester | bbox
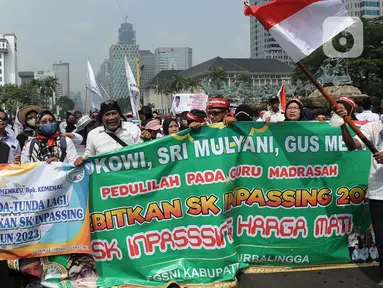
[66,254,98,288]
[206,98,232,123]
[337,97,358,121]
[335,106,383,284]
[179,111,189,130]
[348,229,360,260]
[64,113,77,133]
[357,97,379,122]
[139,106,153,127]
[73,111,83,122]
[15,105,40,150]
[125,112,134,122]
[162,118,180,135]
[19,258,43,279]
[20,110,78,164]
[90,111,99,120]
[143,119,162,140]
[317,114,327,122]
[256,110,266,122]
[303,107,315,121]
[75,101,142,163]
[284,99,305,121]
[360,244,370,262]
[263,96,285,122]
[234,105,253,121]
[0,109,21,164]
[153,110,159,118]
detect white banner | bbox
[171,93,208,115]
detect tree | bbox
[170,74,186,93]
[185,77,201,93]
[57,96,75,119]
[208,67,228,90]
[32,76,58,108]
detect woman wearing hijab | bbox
[284,99,305,121]
[162,118,180,136]
[21,110,78,164]
[16,105,41,150]
[65,113,77,133]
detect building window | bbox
[360,1,379,8]
[361,9,379,15]
[0,69,2,74]
[0,61,2,66]
[0,77,2,81]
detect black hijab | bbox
[163,118,178,135]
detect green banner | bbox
[85,122,371,287]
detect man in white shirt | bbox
[262,96,285,123]
[360,244,369,262]
[336,107,383,285]
[371,243,379,262]
[357,97,379,122]
[348,230,360,260]
[352,244,361,262]
[74,101,142,165]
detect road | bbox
[238,264,381,288]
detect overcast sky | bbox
[0,0,250,94]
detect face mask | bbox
[38,123,58,136]
[26,119,36,127]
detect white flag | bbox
[124,56,141,117]
[86,59,104,111]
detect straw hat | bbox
[17,105,42,125]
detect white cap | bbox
[74,115,92,132]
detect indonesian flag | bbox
[277,81,287,112]
[244,0,354,62]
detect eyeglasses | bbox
[68,266,95,281]
[287,107,300,111]
[0,116,7,121]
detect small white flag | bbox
[124,56,141,117]
[86,59,104,110]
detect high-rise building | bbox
[53,62,70,98]
[0,33,18,85]
[249,0,294,66]
[109,44,139,101]
[118,19,136,45]
[98,59,110,99]
[18,70,55,85]
[154,47,192,74]
[139,50,156,88]
[342,0,381,17]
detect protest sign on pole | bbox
[171,93,208,115]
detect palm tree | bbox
[171,74,187,93]
[208,67,228,90]
[186,77,201,93]
[33,77,58,108]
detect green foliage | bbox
[57,96,75,119]
[292,16,383,98]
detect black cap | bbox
[269,96,280,103]
[99,100,122,118]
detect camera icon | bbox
[323,17,363,58]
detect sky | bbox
[0,0,250,94]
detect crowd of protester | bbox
[0,94,382,287]
[348,227,379,263]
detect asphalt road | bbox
[238,266,381,288]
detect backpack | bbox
[29,137,67,162]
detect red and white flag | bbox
[277,80,287,112]
[244,0,354,62]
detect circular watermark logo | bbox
[67,166,85,183]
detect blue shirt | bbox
[0,131,21,163]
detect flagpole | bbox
[84,86,88,114]
[297,62,377,154]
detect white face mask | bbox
[26,119,36,127]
